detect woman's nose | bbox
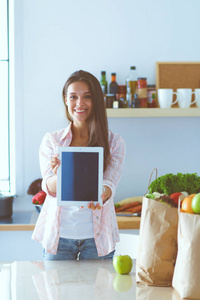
[77,96,84,105]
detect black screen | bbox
[61,152,99,201]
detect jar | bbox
[105,94,115,108]
[147,85,157,108]
[115,93,124,108]
[137,78,147,108]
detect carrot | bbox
[125,204,142,213]
[115,201,141,212]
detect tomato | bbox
[170,192,183,205]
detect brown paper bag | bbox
[136,196,178,286]
[172,212,200,299]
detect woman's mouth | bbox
[74,108,87,113]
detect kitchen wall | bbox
[13,0,200,210]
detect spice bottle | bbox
[100,71,107,94]
[147,85,157,108]
[137,78,147,108]
[109,73,118,95]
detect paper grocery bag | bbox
[136,197,178,286]
[172,212,200,299]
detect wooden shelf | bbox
[116,216,140,230]
[106,108,200,118]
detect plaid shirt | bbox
[32,123,125,256]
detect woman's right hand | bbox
[51,154,60,175]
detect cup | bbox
[195,89,200,107]
[177,88,197,108]
[158,89,178,108]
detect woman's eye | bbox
[85,95,92,99]
[70,96,77,100]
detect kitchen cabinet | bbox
[106,107,200,117]
[0,211,43,261]
[0,230,43,261]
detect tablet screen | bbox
[57,147,104,206]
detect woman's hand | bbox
[87,186,112,210]
[51,154,60,175]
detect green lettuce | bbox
[148,173,200,195]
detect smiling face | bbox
[65,81,93,125]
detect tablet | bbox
[57,147,104,206]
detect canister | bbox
[106,94,115,108]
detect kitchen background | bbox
[13,0,200,210]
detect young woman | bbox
[32,70,125,260]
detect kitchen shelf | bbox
[106,108,200,118]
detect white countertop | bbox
[0,260,181,300]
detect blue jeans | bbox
[43,237,115,260]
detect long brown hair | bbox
[62,70,110,171]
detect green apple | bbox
[113,255,133,275]
[113,274,133,292]
[191,193,200,213]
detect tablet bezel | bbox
[57,146,104,206]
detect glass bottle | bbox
[109,73,118,95]
[100,71,107,94]
[126,87,132,108]
[126,66,138,100]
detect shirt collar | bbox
[60,122,73,142]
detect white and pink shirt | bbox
[32,123,125,256]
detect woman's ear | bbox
[64,96,68,106]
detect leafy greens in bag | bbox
[148,173,200,195]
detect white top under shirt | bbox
[59,206,94,239]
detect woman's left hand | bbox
[87,186,112,210]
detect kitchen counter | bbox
[0,259,181,300]
[0,210,38,231]
[0,210,140,231]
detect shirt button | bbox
[97,233,100,236]
[96,216,99,219]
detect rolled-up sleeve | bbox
[39,133,57,196]
[103,132,126,198]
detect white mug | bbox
[195,89,200,107]
[158,89,178,108]
[177,88,197,108]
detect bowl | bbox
[35,204,43,213]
